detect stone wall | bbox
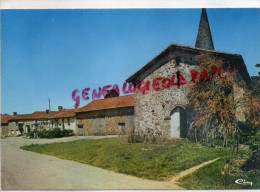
[133,56,248,138]
[8,122,19,136]
[134,59,195,138]
[76,119,93,135]
[7,119,51,136]
[233,83,247,121]
[52,118,76,132]
[93,118,106,135]
[106,116,127,135]
[1,124,9,137]
[75,107,134,136]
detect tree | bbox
[187,53,248,148]
[255,63,260,76]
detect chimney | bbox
[46,110,49,114]
[74,103,78,109]
[58,106,63,111]
[13,112,17,116]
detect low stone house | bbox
[75,95,134,136]
[2,107,77,137]
[1,115,14,137]
[7,111,54,136]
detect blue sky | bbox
[1,9,260,115]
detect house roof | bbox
[11,111,60,121]
[12,114,33,120]
[50,109,76,119]
[125,43,250,85]
[77,94,134,113]
[1,115,14,124]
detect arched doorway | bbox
[170,106,187,138]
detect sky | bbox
[1,8,260,115]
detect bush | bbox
[237,121,257,144]
[243,135,260,170]
[127,128,165,143]
[36,128,74,138]
[26,129,38,138]
[199,136,225,148]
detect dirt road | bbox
[1,136,183,190]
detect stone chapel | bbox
[126,8,250,138]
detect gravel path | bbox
[1,136,183,190]
[171,157,221,183]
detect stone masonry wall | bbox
[76,119,93,136]
[134,59,196,137]
[76,115,134,136]
[1,125,9,137]
[105,115,134,135]
[8,122,18,136]
[233,83,247,122]
[76,107,134,136]
[106,116,127,135]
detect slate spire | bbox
[195,8,214,50]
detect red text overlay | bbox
[72,65,233,106]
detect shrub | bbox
[243,135,260,170]
[127,128,165,143]
[26,129,38,138]
[127,131,143,143]
[36,128,74,138]
[200,136,225,148]
[237,121,256,144]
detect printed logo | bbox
[235,179,253,186]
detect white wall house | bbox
[50,108,76,132]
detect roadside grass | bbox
[179,156,260,189]
[21,137,229,181]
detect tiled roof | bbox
[1,115,14,124]
[12,111,60,120]
[77,95,134,113]
[12,114,33,120]
[50,109,76,119]
[9,110,76,121]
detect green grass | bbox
[179,157,260,189]
[21,137,229,181]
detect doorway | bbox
[26,125,31,133]
[170,106,187,138]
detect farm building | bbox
[1,115,14,137]
[7,111,56,136]
[1,107,76,137]
[75,95,134,136]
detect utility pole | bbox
[49,98,51,112]
[49,98,51,128]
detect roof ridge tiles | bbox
[77,94,134,113]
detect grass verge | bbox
[21,137,229,181]
[179,157,260,189]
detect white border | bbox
[0,0,260,9]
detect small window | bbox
[174,57,180,67]
[118,122,125,126]
[78,125,83,129]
